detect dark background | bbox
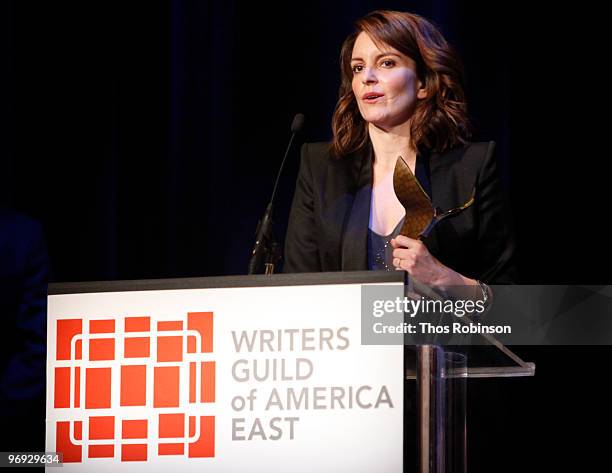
[1,0,609,471]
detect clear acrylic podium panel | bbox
[400,276,536,380]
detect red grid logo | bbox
[52,312,215,462]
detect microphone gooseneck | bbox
[247,113,305,275]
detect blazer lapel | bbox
[341,143,373,271]
[421,149,440,257]
[426,145,473,258]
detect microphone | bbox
[248,113,305,275]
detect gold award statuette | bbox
[393,156,475,240]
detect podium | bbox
[46,271,534,472]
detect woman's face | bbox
[351,32,426,129]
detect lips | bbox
[362,92,385,102]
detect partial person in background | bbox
[0,207,49,451]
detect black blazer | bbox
[283,141,518,284]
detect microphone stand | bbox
[247,201,280,275]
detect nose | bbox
[362,67,378,84]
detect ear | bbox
[416,79,428,100]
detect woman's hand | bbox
[390,235,473,288]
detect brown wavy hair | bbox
[330,10,471,158]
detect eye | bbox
[352,64,364,74]
[380,59,396,68]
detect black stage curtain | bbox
[5,0,608,284]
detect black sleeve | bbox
[475,141,519,284]
[283,143,322,273]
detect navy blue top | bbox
[367,216,405,270]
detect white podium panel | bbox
[46,273,405,472]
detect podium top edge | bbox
[48,270,406,295]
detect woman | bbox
[284,10,517,287]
